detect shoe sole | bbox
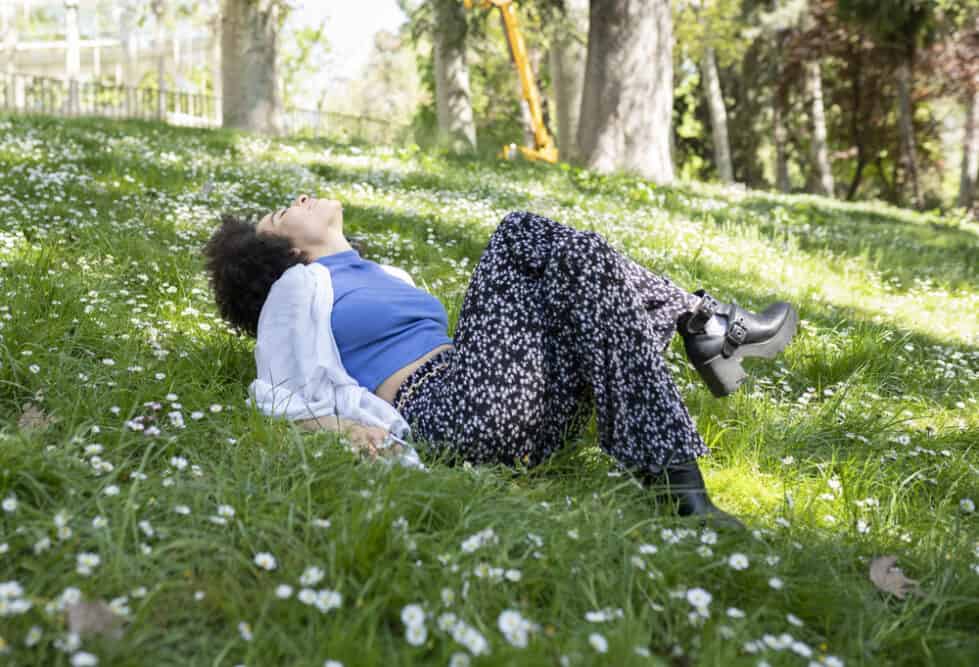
[697,305,799,398]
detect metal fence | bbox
[0,72,402,144]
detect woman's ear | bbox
[288,247,301,257]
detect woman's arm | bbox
[295,415,401,461]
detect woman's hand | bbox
[294,416,404,462]
[343,423,386,460]
[343,423,404,462]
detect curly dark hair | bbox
[202,214,310,337]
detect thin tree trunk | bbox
[2,1,17,76]
[578,0,674,184]
[702,46,733,183]
[846,43,864,200]
[221,0,281,134]
[432,0,476,153]
[895,56,922,209]
[847,157,866,200]
[119,2,136,114]
[806,60,834,197]
[210,13,222,125]
[773,30,790,192]
[65,0,80,114]
[773,89,790,191]
[152,0,167,119]
[959,82,979,211]
[549,0,587,162]
[876,156,897,202]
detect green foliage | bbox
[465,8,535,156]
[674,0,753,67]
[836,0,938,51]
[280,21,331,110]
[673,63,710,182]
[402,0,548,155]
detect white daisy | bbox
[728,553,750,571]
[300,566,325,587]
[76,552,101,576]
[448,652,471,667]
[253,552,277,571]
[401,604,425,628]
[70,652,98,666]
[405,622,427,646]
[314,590,342,613]
[685,587,712,608]
[588,632,608,653]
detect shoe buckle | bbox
[687,294,719,333]
[722,318,747,357]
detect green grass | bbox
[0,113,977,667]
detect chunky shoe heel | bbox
[679,290,798,398]
[744,305,798,360]
[697,355,747,397]
[640,460,746,530]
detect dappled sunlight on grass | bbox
[0,113,976,665]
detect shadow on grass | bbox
[306,152,979,295]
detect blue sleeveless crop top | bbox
[315,249,454,393]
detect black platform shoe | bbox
[641,461,745,531]
[678,290,798,397]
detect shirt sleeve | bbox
[379,264,416,287]
[249,265,343,421]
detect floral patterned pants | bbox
[393,211,709,473]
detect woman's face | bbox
[256,194,343,254]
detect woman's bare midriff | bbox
[374,343,455,406]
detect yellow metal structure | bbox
[464,0,559,163]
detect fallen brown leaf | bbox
[65,600,125,640]
[17,403,58,431]
[869,555,921,599]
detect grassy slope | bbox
[0,114,976,667]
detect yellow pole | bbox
[464,0,557,162]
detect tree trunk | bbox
[895,57,922,209]
[845,42,864,200]
[152,0,167,119]
[221,0,281,134]
[577,0,674,184]
[432,0,476,153]
[119,2,139,86]
[118,2,137,114]
[702,46,733,183]
[959,82,979,212]
[2,1,17,76]
[549,0,587,162]
[806,61,834,197]
[65,0,80,114]
[773,89,790,191]
[210,13,223,125]
[773,30,790,192]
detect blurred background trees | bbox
[1,0,977,212]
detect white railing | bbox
[0,72,402,144]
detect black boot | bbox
[678,290,798,397]
[641,461,745,530]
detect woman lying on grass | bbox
[203,195,799,529]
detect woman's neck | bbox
[306,229,353,260]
